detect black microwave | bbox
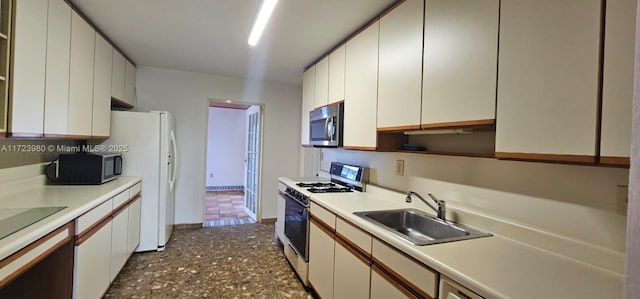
[309,102,344,147]
[57,153,123,185]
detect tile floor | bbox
[105,223,311,298]
[205,191,255,227]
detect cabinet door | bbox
[308,220,335,299]
[44,0,71,136]
[370,266,414,299]
[495,0,601,163]
[377,0,423,130]
[344,21,379,150]
[600,0,637,166]
[74,221,112,299]
[124,60,136,106]
[333,240,370,299]
[422,0,499,128]
[110,208,128,281]
[328,44,346,104]
[314,56,329,108]
[301,66,315,145]
[127,197,141,253]
[10,0,48,136]
[111,50,126,102]
[68,11,95,137]
[92,34,112,137]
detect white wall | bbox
[136,67,302,224]
[320,149,629,252]
[206,107,247,187]
[625,3,640,296]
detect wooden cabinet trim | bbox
[335,234,370,266]
[599,156,630,167]
[495,152,597,164]
[420,119,495,129]
[310,213,335,237]
[111,96,134,110]
[0,222,74,287]
[377,125,421,132]
[75,214,111,245]
[372,264,421,299]
[114,192,141,212]
[372,256,434,299]
[344,146,377,151]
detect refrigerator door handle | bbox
[169,130,178,191]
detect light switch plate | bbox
[616,185,629,216]
[395,160,404,176]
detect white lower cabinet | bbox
[370,265,414,299]
[127,197,142,253]
[110,208,129,280]
[333,240,370,299]
[74,220,112,299]
[308,217,335,299]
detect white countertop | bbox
[279,177,624,299]
[0,176,141,261]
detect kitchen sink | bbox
[353,208,491,245]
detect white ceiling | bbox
[71,0,397,85]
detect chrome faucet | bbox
[405,191,447,221]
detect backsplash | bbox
[0,140,76,169]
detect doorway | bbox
[204,101,263,227]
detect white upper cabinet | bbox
[344,21,380,150]
[44,0,71,136]
[600,0,636,166]
[68,11,95,137]
[10,0,48,136]
[422,0,499,128]
[495,0,601,163]
[92,34,113,137]
[124,59,137,107]
[301,66,315,145]
[314,56,329,108]
[377,0,423,130]
[111,50,126,102]
[328,44,346,104]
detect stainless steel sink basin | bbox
[353,208,491,245]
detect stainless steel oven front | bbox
[283,192,309,261]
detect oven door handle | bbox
[287,243,299,257]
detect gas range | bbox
[295,182,354,193]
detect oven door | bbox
[283,193,309,261]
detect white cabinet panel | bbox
[111,50,126,102]
[68,11,95,136]
[344,21,379,149]
[600,0,637,164]
[74,222,112,299]
[301,66,315,145]
[110,208,128,281]
[10,0,48,136]
[377,0,423,129]
[334,240,370,299]
[124,60,137,106]
[422,0,499,127]
[495,0,601,162]
[314,56,329,108]
[127,197,142,253]
[328,44,346,104]
[308,220,335,299]
[92,34,112,137]
[44,0,71,136]
[370,266,412,299]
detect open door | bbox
[243,106,262,220]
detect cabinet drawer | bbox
[372,239,437,298]
[76,198,112,235]
[112,190,129,210]
[130,182,141,197]
[336,217,372,254]
[310,202,336,229]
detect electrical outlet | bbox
[616,185,629,216]
[395,160,404,176]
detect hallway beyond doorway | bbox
[204,191,255,227]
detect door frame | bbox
[204,99,266,223]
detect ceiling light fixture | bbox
[248,0,279,46]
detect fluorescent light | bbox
[248,0,278,46]
[403,128,473,135]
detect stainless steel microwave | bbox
[57,153,122,185]
[309,102,344,147]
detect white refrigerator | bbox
[104,111,178,252]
